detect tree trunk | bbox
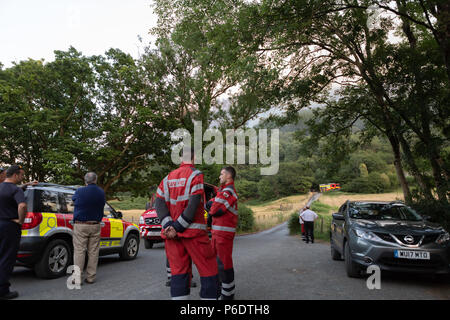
[387,134,412,203]
[428,151,449,203]
[396,2,449,203]
[397,133,434,200]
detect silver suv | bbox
[330,201,450,278]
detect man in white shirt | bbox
[300,206,318,244]
[298,207,306,241]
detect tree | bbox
[0,47,179,197]
[199,0,448,203]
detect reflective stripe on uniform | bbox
[221,288,235,296]
[213,198,238,215]
[177,215,190,228]
[190,183,204,194]
[156,187,165,198]
[163,176,170,202]
[221,281,235,289]
[184,170,201,197]
[172,295,190,300]
[161,216,172,227]
[169,195,189,205]
[187,223,207,230]
[211,225,236,233]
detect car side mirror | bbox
[116,211,123,219]
[332,213,345,221]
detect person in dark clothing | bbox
[0,165,27,300]
[0,167,5,184]
[72,172,106,284]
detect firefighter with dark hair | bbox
[207,166,238,300]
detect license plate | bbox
[147,231,161,236]
[394,250,430,260]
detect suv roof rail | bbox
[389,200,405,204]
[33,183,81,190]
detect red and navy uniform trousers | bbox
[156,163,219,300]
[208,182,238,300]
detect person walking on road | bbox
[298,206,307,241]
[0,165,27,300]
[207,166,238,300]
[72,172,105,284]
[155,147,219,300]
[300,205,318,244]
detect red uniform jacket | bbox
[209,182,238,240]
[156,163,206,238]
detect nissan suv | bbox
[330,200,450,278]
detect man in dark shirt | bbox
[0,165,27,300]
[72,172,106,284]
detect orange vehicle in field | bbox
[319,183,341,192]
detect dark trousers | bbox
[217,257,235,300]
[304,221,314,243]
[0,220,21,295]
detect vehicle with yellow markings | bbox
[17,183,140,279]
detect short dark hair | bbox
[222,166,236,180]
[6,165,24,178]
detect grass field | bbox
[246,193,311,232]
[314,189,404,213]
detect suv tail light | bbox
[22,212,43,230]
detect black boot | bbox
[0,291,19,300]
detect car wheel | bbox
[344,241,362,278]
[119,233,139,260]
[144,238,154,249]
[34,239,72,279]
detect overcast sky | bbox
[0,0,157,67]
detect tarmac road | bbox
[11,221,450,300]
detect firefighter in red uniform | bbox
[207,166,238,300]
[155,147,219,300]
